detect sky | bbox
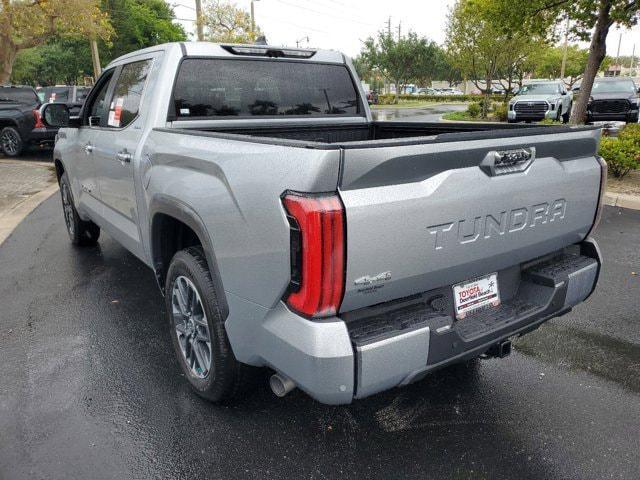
[171,0,640,59]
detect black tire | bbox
[1,126,24,157]
[59,172,100,246]
[562,104,571,123]
[166,246,254,402]
[556,106,563,122]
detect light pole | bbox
[251,0,260,39]
[195,0,204,41]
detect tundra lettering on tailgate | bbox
[427,199,567,251]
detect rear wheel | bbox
[562,104,571,123]
[166,246,254,402]
[59,172,100,246]
[0,126,24,157]
[556,106,563,122]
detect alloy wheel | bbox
[172,275,212,378]
[1,129,20,156]
[61,183,75,236]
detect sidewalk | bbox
[0,157,58,245]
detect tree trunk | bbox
[483,76,492,118]
[0,38,18,85]
[394,78,400,104]
[569,0,612,125]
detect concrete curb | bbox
[0,182,59,246]
[603,191,640,210]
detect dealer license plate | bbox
[453,273,501,319]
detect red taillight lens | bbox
[33,109,44,128]
[282,192,345,318]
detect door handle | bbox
[84,144,94,154]
[116,151,132,164]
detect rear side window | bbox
[41,87,70,103]
[106,59,152,128]
[0,87,39,105]
[172,59,361,119]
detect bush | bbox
[537,118,562,125]
[598,134,640,178]
[492,102,508,122]
[467,102,481,118]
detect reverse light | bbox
[282,192,345,318]
[32,109,44,129]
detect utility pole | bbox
[397,21,401,40]
[387,16,391,38]
[90,39,101,81]
[250,0,260,39]
[615,33,622,76]
[560,15,569,80]
[195,0,204,41]
[630,44,636,76]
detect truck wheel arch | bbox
[149,197,229,319]
[54,159,65,183]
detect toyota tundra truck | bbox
[42,42,606,405]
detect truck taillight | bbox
[588,155,607,237]
[282,192,345,318]
[32,109,44,129]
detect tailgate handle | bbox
[480,147,535,176]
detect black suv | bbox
[0,85,58,157]
[583,78,640,123]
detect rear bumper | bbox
[233,240,601,405]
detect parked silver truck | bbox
[508,81,573,123]
[41,42,606,405]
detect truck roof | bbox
[107,42,346,68]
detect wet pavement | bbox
[1,195,639,479]
[372,103,466,122]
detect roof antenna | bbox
[254,35,268,45]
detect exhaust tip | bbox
[269,373,296,397]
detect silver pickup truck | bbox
[41,42,606,405]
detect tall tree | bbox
[446,0,539,116]
[101,0,186,59]
[202,0,262,43]
[11,0,186,86]
[361,31,439,103]
[477,0,640,124]
[530,45,590,88]
[0,0,112,84]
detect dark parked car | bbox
[582,78,640,123]
[0,85,58,157]
[37,85,91,116]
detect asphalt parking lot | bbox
[1,192,639,479]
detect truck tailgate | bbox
[338,128,602,312]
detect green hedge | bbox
[598,123,640,178]
[376,93,508,104]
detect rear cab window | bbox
[0,87,40,105]
[40,87,70,103]
[171,58,362,119]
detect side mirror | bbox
[40,103,78,128]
